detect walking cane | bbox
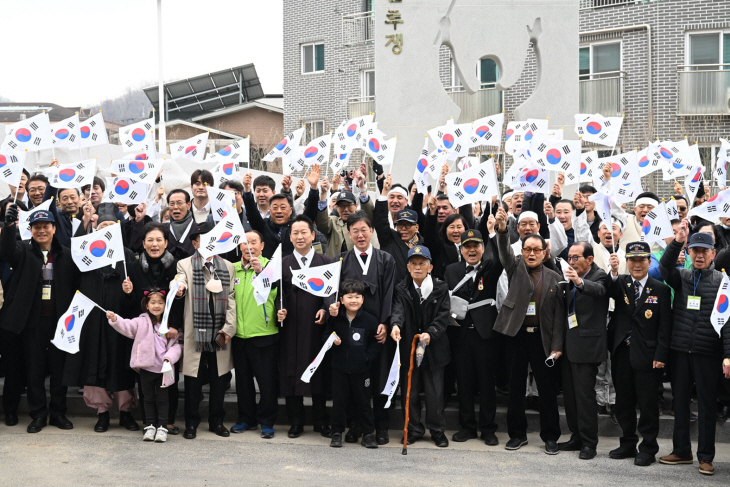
[402,333,420,455]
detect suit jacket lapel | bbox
[632,280,650,316]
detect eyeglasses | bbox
[350,229,371,236]
[168,201,188,208]
[565,256,583,262]
[522,247,545,255]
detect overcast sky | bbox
[1,0,283,106]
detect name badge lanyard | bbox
[693,271,701,297]
[527,269,543,316]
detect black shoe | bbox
[545,440,559,455]
[579,446,597,460]
[183,427,197,439]
[119,411,140,431]
[94,412,110,433]
[345,428,360,443]
[452,429,478,442]
[49,415,73,430]
[597,404,609,415]
[330,432,343,447]
[361,433,378,449]
[288,424,303,438]
[4,413,18,426]
[558,438,583,451]
[375,429,389,445]
[505,437,528,450]
[634,452,656,466]
[609,446,637,459]
[166,425,180,435]
[481,432,499,446]
[432,432,449,447]
[209,424,230,437]
[611,411,619,425]
[717,405,729,422]
[401,433,422,445]
[27,417,47,434]
[314,424,333,438]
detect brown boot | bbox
[699,461,714,475]
[659,453,694,465]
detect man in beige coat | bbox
[173,222,236,440]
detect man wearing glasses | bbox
[493,205,565,455]
[26,174,48,210]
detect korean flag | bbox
[71,222,125,272]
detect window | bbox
[450,58,500,88]
[303,121,325,144]
[361,70,375,98]
[579,42,621,79]
[688,32,730,70]
[302,43,324,74]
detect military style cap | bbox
[625,241,651,258]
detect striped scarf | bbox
[191,251,230,352]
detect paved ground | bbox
[1,417,728,486]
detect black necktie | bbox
[416,288,423,302]
[360,252,368,264]
[301,257,307,267]
[465,265,474,274]
[634,281,641,304]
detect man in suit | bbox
[558,242,610,460]
[606,241,672,467]
[494,204,565,455]
[444,229,504,445]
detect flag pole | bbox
[77,290,109,314]
[157,0,167,157]
[117,220,129,279]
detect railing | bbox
[579,0,662,9]
[677,64,730,116]
[445,86,503,123]
[347,95,375,119]
[579,71,624,117]
[342,11,374,47]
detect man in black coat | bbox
[558,242,610,460]
[0,207,79,433]
[390,246,450,447]
[444,229,504,445]
[606,241,672,467]
[374,202,423,283]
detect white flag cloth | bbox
[197,211,247,260]
[169,131,209,162]
[253,245,282,305]
[206,185,237,222]
[640,202,674,244]
[212,160,241,186]
[102,177,149,205]
[574,113,623,147]
[413,138,430,194]
[119,118,155,153]
[656,140,692,180]
[51,113,81,150]
[596,150,641,187]
[207,137,250,164]
[666,198,679,221]
[382,340,401,408]
[79,112,109,148]
[301,332,339,383]
[160,279,181,335]
[263,127,304,162]
[689,188,730,222]
[714,139,730,190]
[469,113,504,149]
[71,222,125,272]
[684,166,705,204]
[711,273,730,337]
[504,150,530,183]
[638,143,662,177]
[607,179,643,206]
[290,133,332,168]
[425,150,448,177]
[290,261,342,297]
[334,115,373,154]
[504,119,549,155]
[427,123,471,157]
[45,160,97,189]
[506,164,550,193]
[444,160,499,208]
[51,292,98,354]
[0,149,26,188]
[2,112,53,152]
[530,139,581,179]
[589,191,615,226]
[579,150,599,183]
[362,129,397,166]
[18,199,53,241]
[113,156,161,183]
[330,152,352,174]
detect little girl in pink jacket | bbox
[107,288,181,443]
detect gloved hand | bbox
[4,204,18,225]
[371,160,384,176]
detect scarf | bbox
[169,210,193,242]
[191,251,230,352]
[140,250,175,286]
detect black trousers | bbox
[506,328,560,442]
[139,369,169,426]
[670,350,719,461]
[138,361,179,425]
[399,366,445,436]
[232,336,278,427]
[285,394,328,427]
[611,343,662,455]
[454,328,499,434]
[184,351,227,429]
[24,321,68,420]
[562,360,599,449]
[0,328,24,415]
[331,369,373,435]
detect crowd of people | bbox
[0,157,729,477]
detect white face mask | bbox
[206,278,223,294]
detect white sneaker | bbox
[154,426,168,443]
[143,424,156,441]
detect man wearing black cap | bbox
[0,207,79,433]
[620,192,660,253]
[444,228,504,445]
[374,203,423,282]
[605,241,671,467]
[391,245,451,447]
[658,220,729,476]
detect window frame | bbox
[361,69,375,98]
[579,40,622,79]
[685,29,730,68]
[450,57,500,89]
[303,120,325,144]
[301,42,325,75]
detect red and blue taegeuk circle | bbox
[307,278,325,291]
[131,128,146,142]
[222,163,234,176]
[546,149,562,165]
[15,128,32,143]
[134,153,148,160]
[417,158,427,173]
[611,162,621,177]
[59,169,76,182]
[717,294,729,313]
[639,155,649,168]
[659,147,674,159]
[586,121,602,135]
[0,155,6,168]
[673,161,685,170]
[524,131,533,141]
[55,129,69,140]
[304,146,319,158]
[505,128,514,141]
[89,240,107,258]
[64,315,75,332]
[115,180,130,195]
[339,153,348,161]
[442,134,455,149]
[642,219,651,236]
[217,232,232,243]
[80,126,91,138]
[275,138,288,151]
[463,178,479,195]
[185,146,196,155]
[368,138,380,153]
[218,146,232,156]
[347,124,357,137]
[129,161,144,174]
[580,162,587,175]
[691,168,702,183]
[521,169,539,183]
[475,126,489,138]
